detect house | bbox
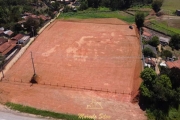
[19,36,30,45]
[0,42,16,56]
[142,27,152,40]
[166,59,180,69]
[3,30,14,38]
[144,44,157,55]
[159,37,170,46]
[38,15,51,21]
[176,10,180,16]
[11,34,24,42]
[0,38,8,45]
[145,57,156,68]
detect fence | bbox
[1,78,135,96]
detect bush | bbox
[169,34,180,50]
[161,50,172,58]
[148,36,160,47]
[143,48,156,57]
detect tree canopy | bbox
[135,12,145,29]
[169,34,180,50]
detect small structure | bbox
[166,59,180,69]
[142,27,152,40]
[159,37,170,46]
[176,10,180,16]
[145,57,156,68]
[19,36,30,45]
[3,30,14,38]
[0,37,8,45]
[11,34,24,42]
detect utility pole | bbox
[31,52,36,76]
[31,26,34,37]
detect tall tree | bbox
[135,12,145,29]
[152,0,164,13]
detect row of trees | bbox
[79,0,154,11]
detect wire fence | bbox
[0,78,137,96]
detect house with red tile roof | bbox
[166,59,180,69]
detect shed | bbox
[4,30,14,38]
[159,37,170,46]
[11,34,24,41]
[19,36,30,45]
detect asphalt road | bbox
[0,111,47,120]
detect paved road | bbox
[0,111,47,120]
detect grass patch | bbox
[58,10,135,23]
[162,0,180,14]
[5,102,92,120]
[145,20,180,36]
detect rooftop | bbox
[0,38,8,45]
[166,59,180,69]
[11,34,24,41]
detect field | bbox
[0,18,145,119]
[162,0,180,13]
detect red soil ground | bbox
[0,18,145,120]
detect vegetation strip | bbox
[58,10,135,23]
[5,102,92,120]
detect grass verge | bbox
[5,102,92,120]
[58,10,135,23]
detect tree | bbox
[152,0,164,13]
[161,50,172,58]
[24,17,40,36]
[135,12,145,29]
[148,36,160,47]
[143,47,155,57]
[169,34,180,50]
[79,0,88,11]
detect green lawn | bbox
[58,10,135,23]
[162,0,180,14]
[5,102,92,120]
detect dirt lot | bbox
[0,18,145,119]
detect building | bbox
[0,38,8,45]
[166,59,180,69]
[11,34,24,43]
[142,27,152,40]
[19,36,30,45]
[159,37,170,46]
[3,30,14,38]
[145,57,156,68]
[0,42,16,56]
[176,10,180,16]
